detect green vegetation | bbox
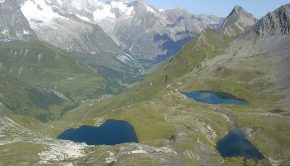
[48,27,290,165]
[0,41,109,100]
[1,23,289,165]
[28,87,62,110]
[0,41,124,122]
[0,142,42,165]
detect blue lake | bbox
[217,128,264,160]
[57,119,138,145]
[182,91,248,105]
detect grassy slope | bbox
[0,72,76,122]
[53,28,290,165]
[1,28,288,165]
[0,41,109,100]
[0,40,124,122]
[81,29,233,114]
[52,29,233,137]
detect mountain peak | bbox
[233,5,243,12]
[233,5,244,12]
[133,0,145,6]
[219,5,256,36]
[253,4,290,37]
[0,0,36,41]
[230,5,253,18]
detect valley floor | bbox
[1,93,290,166]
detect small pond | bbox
[57,119,138,145]
[182,91,248,105]
[217,128,264,160]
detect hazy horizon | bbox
[142,0,289,18]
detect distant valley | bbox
[0,1,290,166]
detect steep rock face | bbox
[253,4,290,37]
[219,5,256,36]
[250,4,290,100]
[221,4,290,102]
[0,0,36,41]
[163,9,223,34]
[20,0,125,56]
[113,0,168,60]
[27,0,223,61]
[110,1,223,61]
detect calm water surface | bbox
[182,91,248,105]
[58,119,138,145]
[217,128,264,160]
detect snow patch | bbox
[145,4,156,14]
[38,54,43,61]
[24,49,29,57]
[111,1,134,17]
[1,29,9,35]
[117,55,128,63]
[116,54,134,63]
[93,3,116,21]
[47,88,70,101]
[21,0,62,27]
[18,66,24,77]
[49,0,135,23]
[75,14,91,22]
[23,30,30,35]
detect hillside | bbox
[0,40,125,122]
[20,0,222,62]
[0,0,36,40]
[0,41,121,99]
[219,5,256,36]
[0,72,70,122]
[52,4,290,165]
[0,3,290,166]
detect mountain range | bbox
[219,5,256,36]
[0,1,290,166]
[2,0,223,60]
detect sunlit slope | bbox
[1,4,289,166]
[80,29,233,113]
[55,29,233,127]
[0,41,122,101]
[82,29,231,109]
[61,6,290,157]
[0,72,67,122]
[0,40,123,122]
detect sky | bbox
[144,0,290,18]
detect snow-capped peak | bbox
[144,4,157,14]
[21,0,162,27]
[111,1,134,16]
[45,0,136,23]
[21,0,62,26]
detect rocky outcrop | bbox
[219,5,256,36]
[20,0,125,56]
[0,0,36,41]
[253,4,290,36]
[112,2,223,61]
[20,0,223,61]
